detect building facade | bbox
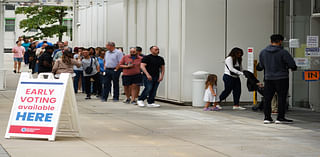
[1,0,319,112]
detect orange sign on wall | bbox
[304,71,320,81]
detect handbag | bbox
[84,58,93,74]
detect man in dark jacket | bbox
[257,34,297,124]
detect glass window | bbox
[5,19,15,32]
[5,5,15,10]
[63,19,72,36]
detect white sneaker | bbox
[233,106,246,110]
[147,103,161,108]
[216,105,222,110]
[137,100,145,107]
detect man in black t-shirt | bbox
[137,46,165,108]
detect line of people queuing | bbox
[12,38,165,108]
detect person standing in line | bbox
[52,50,81,78]
[218,47,246,110]
[52,41,64,58]
[137,46,165,108]
[22,38,31,65]
[81,48,100,100]
[38,46,54,73]
[135,46,144,95]
[102,42,123,102]
[73,47,85,93]
[97,49,106,97]
[64,41,72,52]
[12,41,25,73]
[119,47,143,105]
[136,46,144,57]
[257,34,297,124]
[27,42,37,74]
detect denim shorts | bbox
[14,58,23,62]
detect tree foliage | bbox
[15,6,72,41]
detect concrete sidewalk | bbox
[0,53,320,157]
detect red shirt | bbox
[120,55,142,76]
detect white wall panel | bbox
[227,0,273,102]
[146,0,157,47]
[92,6,98,47]
[136,0,147,54]
[156,0,169,99]
[183,0,226,102]
[167,0,182,101]
[107,2,124,47]
[127,0,137,50]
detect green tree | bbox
[15,6,72,41]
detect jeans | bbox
[98,72,105,96]
[24,53,29,64]
[264,78,289,119]
[102,69,121,101]
[219,74,241,105]
[74,70,85,93]
[138,75,160,104]
[84,73,100,97]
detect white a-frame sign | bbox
[5,73,80,141]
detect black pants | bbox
[264,78,289,119]
[102,69,121,100]
[219,74,241,105]
[84,73,100,97]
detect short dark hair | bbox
[150,46,156,50]
[270,34,284,43]
[45,46,54,51]
[136,46,142,52]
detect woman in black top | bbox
[38,46,54,73]
[27,42,37,74]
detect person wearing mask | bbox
[52,50,81,78]
[12,41,25,73]
[218,47,246,110]
[257,34,297,124]
[81,48,100,100]
[137,46,165,108]
[102,42,123,102]
[120,47,143,105]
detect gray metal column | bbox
[0,1,5,90]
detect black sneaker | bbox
[131,100,137,105]
[123,98,131,104]
[263,118,274,124]
[275,118,293,124]
[85,96,91,100]
[13,70,16,73]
